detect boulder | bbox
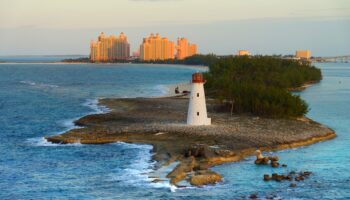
[303,171,312,177]
[185,144,209,158]
[254,150,270,165]
[276,175,283,182]
[263,174,270,181]
[249,194,258,199]
[271,161,280,168]
[255,150,264,160]
[272,173,278,180]
[190,170,222,186]
[167,157,196,184]
[196,163,210,170]
[255,157,270,165]
[269,156,279,162]
[295,176,304,181]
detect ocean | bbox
[0,57,349,199]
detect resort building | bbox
[238,50,250,56]
[90,32,130,62]
[139,33,175,61]
[176,38,197,60]
[295,50,311,60]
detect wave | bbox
[26,137,83,147]
[19,80,59,88]
[83,98,111,114]
[108,142,177,192]
[153,84,169,96]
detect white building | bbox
[187,73,211,126]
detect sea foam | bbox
[26,137,83,147]
[108,142,177,192]
[83,98,111,114]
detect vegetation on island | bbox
[62,54,219,65]
[62,54,322,118]
[204,56,322,118]
[132,54,220,66]
[62,57,90,63]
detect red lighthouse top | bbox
[192,73,205,83]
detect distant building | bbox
[238,50,250,56]
[295,50,311,60]
[139,33,175,61]
[176,38,197,60]
[90,32,130,62]
[132,50,140,58]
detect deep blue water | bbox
[0,61,349,199]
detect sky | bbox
[0,0,349,56]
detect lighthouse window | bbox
[197,93,199,97]
[197,112,199,116]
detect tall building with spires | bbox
[90,32,130,62]
[139,33,174,61]
[176,38,197,60]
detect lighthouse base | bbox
[187,118,211,126]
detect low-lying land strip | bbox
[46,97,335,186]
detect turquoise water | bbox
[0,60,349,199]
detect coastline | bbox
[45,95,336,187]
[288,81,319,92]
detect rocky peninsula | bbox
[46,96,335,187]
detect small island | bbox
[47,56,336,187]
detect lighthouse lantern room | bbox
[187,73,211,126]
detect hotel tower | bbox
[176,38,197,60]
[90,32,130,62]
[139,33,175,61]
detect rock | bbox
[272,173,278,180]
[189,170,222,186]
[185,144,208,158]
[281,164,287,167]
[271,161,279,168]
[255,159,262,164]
[255,150,264,160]
[262,157,270,164]
[276,175,283,182]
[295,176,304,181]
[303,171,312,176]
[263,174,270,181]
[254,150,269,165]
[249,194,258,199]
[269,156,279,162]
[255,157,270,165]
[289,183,297,187]
[167,157,196,184]
[151,179,165,183]
[194,163,210,170]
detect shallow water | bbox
[0,60,349,199]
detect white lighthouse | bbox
[187,73,211,126]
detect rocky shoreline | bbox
[46,97,336,187]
